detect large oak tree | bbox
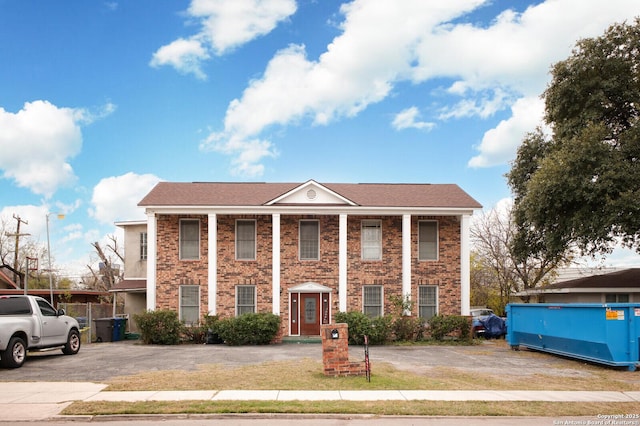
[508,19,640,261]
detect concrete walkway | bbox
[1,382,639,422]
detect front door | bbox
[300,293,320,336]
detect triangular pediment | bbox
[266,180,356,206]
[288,281,333,293]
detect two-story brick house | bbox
[138,180,481,337]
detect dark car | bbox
[471,308,506,338]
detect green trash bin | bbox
[115,318,128,341]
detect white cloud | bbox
[468,96,546,168]
[150,0,297,78]
[392,107,435,131]
[89,172,162,225]
[0,101,115,198]
[0,101,82,197]
[204,0,640,176]
[150,38,210,80]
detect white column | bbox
[338,214,347,312]
[208,213,217,315]
[460,214,471,316]
[272,214,281,315]
[402,214,412,315]
[145,212,157,311]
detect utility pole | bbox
[5,214,30,286]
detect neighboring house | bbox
[138,180,481,337]
[515,268,640,303]
[0,266,19,289]
[112,220,148,332]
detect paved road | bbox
[0,339,601,382]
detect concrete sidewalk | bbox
[1,382,639,422]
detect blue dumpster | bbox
[506,303,640,371]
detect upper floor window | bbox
[363,285,383,318]
[361,220,382,260]
[140,232,147,261]
[299,220,319,260]
[179,285,200,325]
[418,285,438,321]
[236,285,256,316]
[236,220,256,260]
[418,221,438,261]
[180,219,200,260]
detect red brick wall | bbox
[156,215,209,315]
[154,213,462,327]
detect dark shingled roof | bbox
[545,268,640,290]
[138,181,482,209]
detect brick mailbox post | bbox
[320,323,368,377]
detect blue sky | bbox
[2,0,640,280]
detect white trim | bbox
[179,284,200,325]
[460,215,471,316]
[299,219,320,260]
[289,281,333,293]
[272,214,281,315]
[418,220,439,261]
[266,180,357,206]
[143,206,477,216]
[361,219,382,260]
[235,219,257,260]
[179,218,200,260]
[145,212,156,311]
[362,285,384,317]
[208,213,217,315]
[402,214,412,314]
[339,214,347,312]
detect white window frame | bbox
[361,220,382,260]
[179,285,200,325]
[179,219,200,260]
[235,219,256,260]
[299,220,320,260]
[236,285,256,316]
[605,293,629,303]
[418,285,438,321]
[363,285,383,318]
[418,220,438,261]
[140,232,148,261]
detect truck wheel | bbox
[62,329,81,355]
[1,336,27,368]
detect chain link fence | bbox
[59,303,117,343]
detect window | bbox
[361,220,382,260]
[299,220,319,260]
[140,232,147,260]
[37,299,57,317]
[236,285,256,315]
[418,221,438,261]
[605,294,629,303]
[418,286,438,321]
[179,285,200,325]
[363,285,383,318]
[236,220,256,260]
[180,219,200,260]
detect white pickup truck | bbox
[0,295,81,368]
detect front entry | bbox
[289,282,333,336]
[300,293,320,336]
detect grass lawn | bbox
[62,343,640,417]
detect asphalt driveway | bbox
[0,339,603,382]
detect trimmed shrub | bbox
[333,311,393,345]
[392,316,424,342]
[133,310,183,345]
[214,313,280,345]
[427,315,471,341]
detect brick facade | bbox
[154,212,462,335]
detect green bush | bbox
[133,310,184,345]
[427,315,471,341]
[333,311,393,345]
[392,316,424,342]
[214,313,280,345]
